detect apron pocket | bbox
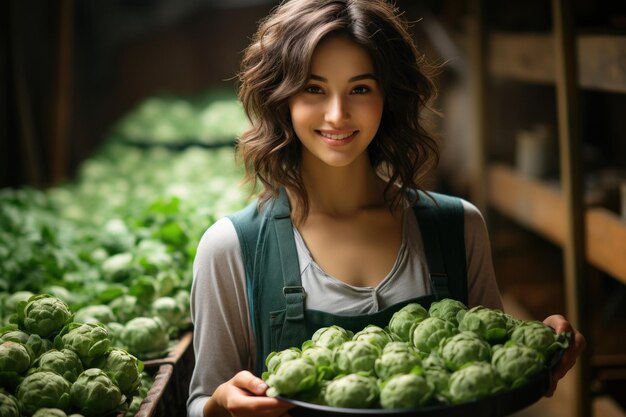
[269,309,286,350]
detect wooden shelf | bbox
[489,33,626,93]
[487,163,626,285]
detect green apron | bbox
[229,188,467,376]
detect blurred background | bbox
[2,1,626,416]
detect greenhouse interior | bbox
[2,1,626,417]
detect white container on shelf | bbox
[515,124,553,179]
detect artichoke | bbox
[0,389,20,417]
[446,362,505,404]
[70,368,123,417]
[17,295,72,339]
[334,341,380,375]
[0,341,31,375]
[35,349,84,383]
[379,373,433,409]
[374,342,422,380]
[310,325,353,350]
[492,343,546,388]
[16,371,71,416]
[457,306,508,344]
[352,325,393,350]
[428,298,467,326]
[388,303,428,342]
[410,317,457,354]
[54,322,111,365]
[265,358,317,397]
[324,374,379,408]
[438,331,491,371]
[509,321,570,362]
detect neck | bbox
[297,157,388,217]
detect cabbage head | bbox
[0,330,52,361]
[108,295,140,323]
[509,321,570,361]
[0,341,31,375]
[71,368,123,417]
[310,325,353,350]
[35,349,83,383]
[492,343,545,388]
[101,348,143,395]
[457,306,508,344]
[17,295,72,339]
[301,345,335,380]
[73,305,116,325]
[0,389,20,417]
[446,362,505,404]
[151,297,186,331]
[379,373,433,409]
[374,342,422,380]
[438,331,492,371]
[410,317,457,354]
[121,317,169,359]
[265,358,317,397]
[32,408,68,417]
[324,374,379,408]
[428,298,467,326]
[16,371,71,416]
[352,325,393,351]
[54,322,111,365]
[388,303,428,342]
[334,341,380,375]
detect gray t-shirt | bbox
[186,199,502,417]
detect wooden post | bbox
[552,0,592,416]
[467,0,488,213]
[51,0,74,185]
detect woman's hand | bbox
[205,370,295,417]
[543,314,587,397]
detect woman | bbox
[187,1,585,416]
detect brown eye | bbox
[352,86,370,94]
[305,85,323,94]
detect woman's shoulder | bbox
[196,217,241,258]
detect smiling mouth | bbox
[317,130,357,140]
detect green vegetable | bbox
[324,374,379,408]
[54,322,111,365]
[492,343,546,388]
[410,317,457,354]
[16,371,71,416]
[446,362,505,404]
[374,342,422,380]
[428,298,467,326]
[264,347,301,376]
[100,348,143,395]
[334,341,380,375]
[73,305,115,325]
[457,306,508,344]
[35,349,83,383]
[120,317,169,359]
[509,321,570,361]
[0,389,20,417]
[379,373,433,409]
[352,325,393,350]
[70,368,123,417]
[0,341,31,375]
[388,303,428,342]
[265,358,317,397]
[301,345,335,380]
[32,408,68,417]
[438,331,492,371]
[17,295,72,339]
[310,325,353,350]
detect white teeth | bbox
[319,131,354,140]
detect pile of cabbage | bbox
[262,299,570,410]
[0,294,154,417]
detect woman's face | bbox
[288,35,384,170]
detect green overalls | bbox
[228,188,467,376]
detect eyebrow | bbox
[309,73,378,82]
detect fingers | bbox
[231,370,269,395]
[542,314,587,398]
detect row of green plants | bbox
[0,90,251,416]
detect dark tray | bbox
[280,351,562,417]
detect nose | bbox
[325,94,349,124]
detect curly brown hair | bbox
[237,0,439,222]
